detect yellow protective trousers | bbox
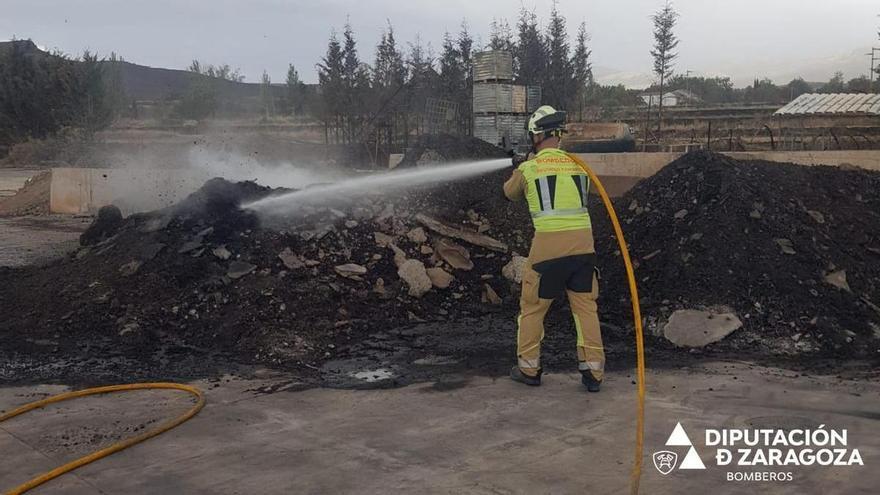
[517,254,604,381]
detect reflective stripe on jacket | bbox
[517,148,591,232]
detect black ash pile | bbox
[0,169,534,376]
[594,151,880,358]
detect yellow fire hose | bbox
[0,382,205,495]
[569,153,646,495]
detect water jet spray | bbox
[242,158,511,214]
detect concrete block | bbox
[663,309,742,347]
[50,167,207,215]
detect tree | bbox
[437,31,461,132]
[178,60,219,119]
[0,40,129,157]
[786,78,812,100]
[324,22,370,143]
[457,20,474,82]
[650,1,680,136]
[317,22,372,143]
[187,60,244,82]
[438,31,463,100]
[457,20,474,134]
[0,40,87,146]
[584,83,643,118]
[78,50,116,132]
[187,60,202,77]
[406,35,434,83]
[341,22,359,141]
[259,70,273,119]
[373,21,406,90]
[571,21,592,119]
[340,22,372,142]
[820,71,846,93]
[211,64,244,82]
[543,1,573,109]
[317,30,345,142]
[572,22,593,88]
[515,7,545,87]
[877,27,880,81]
[437,24,474,135]
[180,59,246,119]
[742,78,786,104]
[847,75,871,93]
[285,64,306,116]
[405,35,435,135]
[103,52,127,119]
[659,74,734,104]
[177,72,216,120]
[488,18,514,53]
[372,21,408,147]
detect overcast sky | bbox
[4,0,879,86]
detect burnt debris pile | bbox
[0,164,535,371]
[594,151,880,357]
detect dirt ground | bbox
[1,361,877,494]
[0,170,50,215]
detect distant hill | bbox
[593,66,654,89]
[115,59,265,100]
[0,39,275,101]
[595,46,873,90]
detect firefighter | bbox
[503,105,604,392]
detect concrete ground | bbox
[0,215,90,267]
[1,361,877,494]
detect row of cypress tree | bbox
[314,4,593,146]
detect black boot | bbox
[510,366,542,386]
[581,371,601,392]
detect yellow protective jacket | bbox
[504,148,595,264]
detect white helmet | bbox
[526,105,567,137]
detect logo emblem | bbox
[653,422,707,474]
[653,450,678,475]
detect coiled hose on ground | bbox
[0,382,205,495]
